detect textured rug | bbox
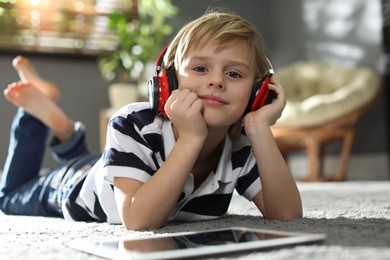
[1,181,390,260]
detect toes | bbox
[4,81,31,95]
[12,56,28,69]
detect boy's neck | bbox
[198,127,227,162]
[172,124,228,161]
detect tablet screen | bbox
[120,228,287,252]
[67,227,325,260]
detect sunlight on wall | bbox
[303,0,382,71]
[0,0,122,55]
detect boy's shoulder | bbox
[114,102,151,114]
[111,102,155,121]
[109,102,165,132]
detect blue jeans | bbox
[0,109,99,217]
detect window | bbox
[0,0,123,56]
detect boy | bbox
[0,11,302,230]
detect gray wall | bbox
[0,0,386,169]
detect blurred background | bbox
[0,0,387,180]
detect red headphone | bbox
[148,45,275,117]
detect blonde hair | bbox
[164,11,269,139]
[163,10,269,79]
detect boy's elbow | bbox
[263,208,303,220]
[124,223,159,231]
[122,219,163,231]
[277,210,303,220]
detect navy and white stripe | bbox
[63,102,262,224]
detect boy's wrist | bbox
[244,124,276,146]
[243,119,271,136]
[176,134,206,149]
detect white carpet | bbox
[1,181,389,260]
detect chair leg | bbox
[334,129,355,181]
[305,137,323,181]
[319,144,326,179]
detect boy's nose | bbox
[208,72,225,89]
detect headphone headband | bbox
[155,44,170,73]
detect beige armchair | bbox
[272,61,381,181]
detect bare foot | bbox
[4,82,74,141]
[12,56,61,101]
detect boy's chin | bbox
[203,113,239,130]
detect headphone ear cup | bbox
[148,69,178,117]
[245,83,259,114]
[148,76,160,115]
[159,70,178,117]
[245,76,276,114]
[156,70,172,117]
[165,69,178,92]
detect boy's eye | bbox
[226,71,242,79]
[193,66,207,73]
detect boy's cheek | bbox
[177,79,194,92]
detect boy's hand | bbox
[165,89,208,140]
[243,77,286,129]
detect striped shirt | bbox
[63,102,262,223]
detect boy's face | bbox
[176,39,257,128]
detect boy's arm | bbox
[246,123,302,220]
[243,78,302,220]
[114,89,207,230]
[114,136,204,230]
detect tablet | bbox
[67,227,326,260]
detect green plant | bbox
[98,0,178,83]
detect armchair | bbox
[272,61,381,181]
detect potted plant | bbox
[98,0,178,108]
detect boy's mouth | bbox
[199,95,229,106]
